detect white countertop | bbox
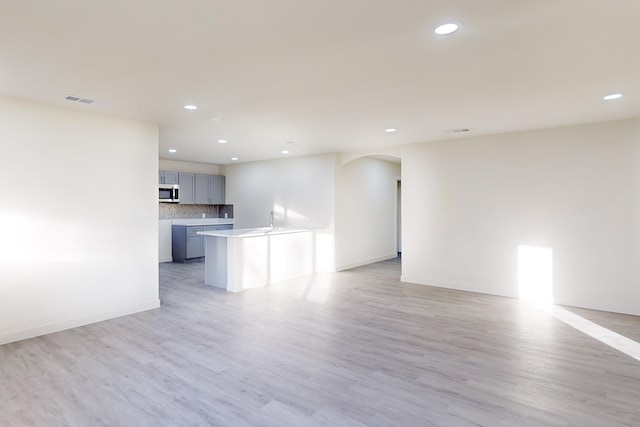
[172,218,234,226]
[198,227,309,238]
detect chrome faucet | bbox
[269,211,275,230]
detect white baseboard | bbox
[401,276,640,317]
[0,299,161,346]
[400,275,516,299]
[553,297,640,317]
[337,253,398,272]
[159,257,173,263]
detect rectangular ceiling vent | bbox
[65,95,94,104]
[447,128,470,133]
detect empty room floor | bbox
[1,258,640,426]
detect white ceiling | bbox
[2,0,639,164]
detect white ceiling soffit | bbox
[0,0,639,164]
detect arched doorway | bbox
[335,152,401,271]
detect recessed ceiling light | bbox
[281,150,290,154]
[231,157,238,161]
[184,105,197,110]
[385,128,397,133]
[434,22,460,35]
[603,93,623,100]
[168,149,177,153]
[217,139,227,144]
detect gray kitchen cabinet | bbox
[186,226,204,258]
[201,225,232,232]
[178,173,195,204]
[172,224,233,262]
[209,175,225,204]
[172,225,203,262]
[159,171,179,184]
[194,174,210,204]
[194,174,225,205]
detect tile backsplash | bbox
[159,204,233,220]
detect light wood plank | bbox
[1,258,639,426]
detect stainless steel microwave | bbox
[159,184,179,203]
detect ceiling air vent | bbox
[65,95,94,104]
[447,128,470,133]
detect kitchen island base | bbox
[199,228,315,292]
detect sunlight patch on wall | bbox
[273,203,308,222]
[518,245,554,305]
[0,212,92,264]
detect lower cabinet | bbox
[172,224,233,262]
[186,226,204,258]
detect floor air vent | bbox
[65,95,94,104]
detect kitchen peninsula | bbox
[198,227,315,292]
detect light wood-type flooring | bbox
[1,258,640,426]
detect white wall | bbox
[335,157,401,270]
[0,96,160,345]
[402,118,640,315]
[222,154,336,271]
[222,154,335,229]
[159,159,220,175]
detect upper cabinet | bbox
[159,170,225,205]
[159,171,179,184]
[209,175,225,204]
[178,173,195,205]
[195,174,225,205]
[194,174,209,204]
